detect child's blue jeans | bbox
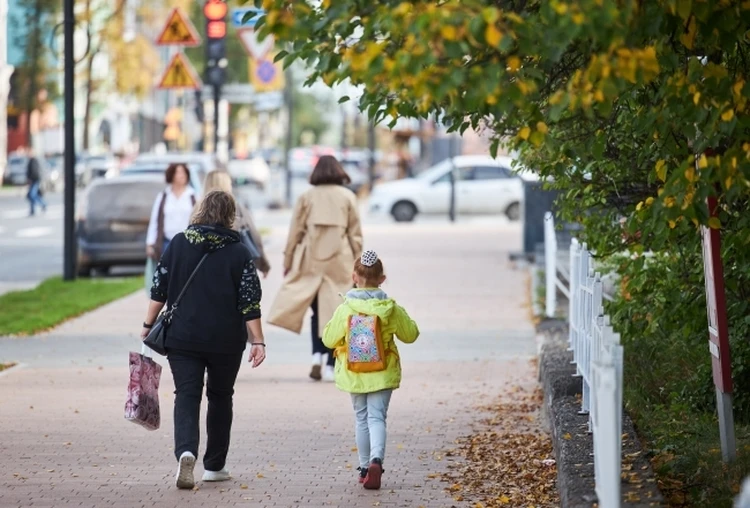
[351,389,393,468]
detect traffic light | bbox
[204,0,227,87]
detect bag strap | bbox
[171,253,210,310]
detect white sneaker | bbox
[323,365,335,382]
[175,451,196,489]
[202,468,232,482]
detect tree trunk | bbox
[82,52,94,151]
[81,0,93,151]
[25,0,42,146]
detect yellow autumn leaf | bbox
[733,79,746,100]
[668,220,677,229]
[572,12,585,24]
[708,217,722,229]
[485,24,502,46]
[594,89,605,102]
[563,432,572,440]
[725,176,733,189]
[693,92,701,105]
[680,16,697,49]
[529,131,545,147]
[441,25,458,41]
[536,121,549,134]
[499,495,511,504]
[507,56,521,72]
[685,166,696,181]
[486,95,498,105]
[636,201,644,211]
[655,159,667,182]
[645,197,654,206]
[698,154,708,169]
[553,2,569,15]
[665,196,676,208]
[518,126,531,140]
[721,109,735,122]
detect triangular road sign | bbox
[238,28,274,59]
[158,53,202,89]
[156,8,201,46]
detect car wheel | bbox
[506,202,521,221]
[391,201,417,222]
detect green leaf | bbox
[273,50,289,63]
[338,95,350,104]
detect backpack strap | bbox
[155,191,167,255]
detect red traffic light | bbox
[207,21,226,38]
[203,0,227,21]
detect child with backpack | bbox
[322,250,420,490]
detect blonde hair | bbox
[191,190,236,228]
[203,170,234,194]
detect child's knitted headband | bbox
[361,250,379,267]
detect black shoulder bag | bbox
[143,253,209,356]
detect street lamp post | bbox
[0,0,13,182]
[63,0,76,280]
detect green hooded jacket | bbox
[322,288,420,394]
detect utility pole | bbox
[448,132,458,223]
[283,68,293,208]
[63,0,76,280]
[0,0,14,179]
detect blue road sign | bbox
[232,8,264,28]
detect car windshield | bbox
[414,159,453,182]
[121,164,204,194]
[86,180,164,220]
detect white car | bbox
[227,156,271,189]
[368,155,530,222]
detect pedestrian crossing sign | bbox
[156,8,201,46]
[158,53,201,90]
[249,56,285,93]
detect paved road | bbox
[0,220,541,508]
[0,190,65,293]
[0,176,515,296]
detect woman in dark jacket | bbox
[140,190,266,490]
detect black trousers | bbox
[310,295,335,367]
[167,348,243,471]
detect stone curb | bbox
[537,319,665,507]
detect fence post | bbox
[568,239,580,352]
[544,212,557,318]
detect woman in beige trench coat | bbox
[267,155,363,382]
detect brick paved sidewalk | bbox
[0,221,538,508]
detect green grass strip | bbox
[0,276,142,336]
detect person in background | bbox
[141,190,266,490]
[267,155,363,382]
[146,163,197,261]
[201,170,271,278]
[26,150,47,216]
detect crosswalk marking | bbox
[0,206,63,220]
[16,227,53,238]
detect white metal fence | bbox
[543,212,569,317]
[545,214,625,508]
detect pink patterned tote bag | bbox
[124,345,162,431]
